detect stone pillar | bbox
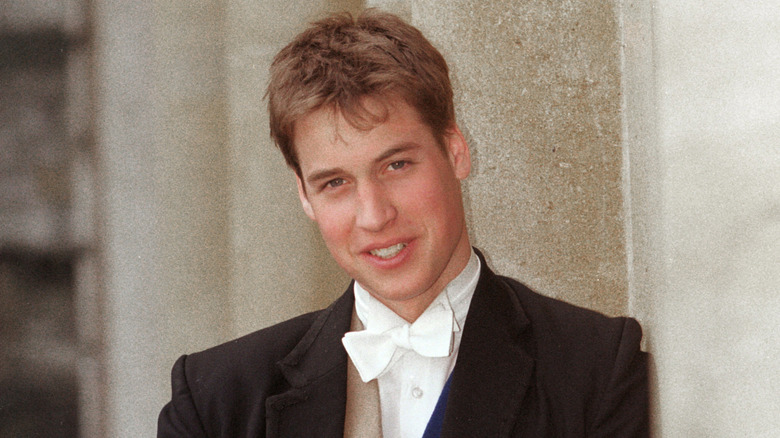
[412,0,630,316]
[92,1,231,435]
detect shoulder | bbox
[176,310,324,404]
[467,259,648,434]
[473,249,642,349]
[163,310,331,436]
[159,289,355,437]
[183,286,354,383]
[158,310,328,438]
[187,309,323,377]
[495,274,646,411]
[496,274,643,352]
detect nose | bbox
[355,180,397,232]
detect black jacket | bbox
[158,252,648,437]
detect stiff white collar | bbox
[344,249,480,381]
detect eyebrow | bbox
[304,143,420,187]
[306,168,344,187]
[375,143,418,163]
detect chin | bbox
[368,280,430,303]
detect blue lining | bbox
[421,374,453,438]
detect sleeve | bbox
[157,355,209,438]
[590,317,650,438]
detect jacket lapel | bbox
[265,285,355,438]
[264,252,535,437]
[441,256,535,438]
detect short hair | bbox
[266,9,455,176]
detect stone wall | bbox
[4,0,779,436]
[412,0,630,316]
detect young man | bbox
[158,10,648,438]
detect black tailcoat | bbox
[158,252,648,437]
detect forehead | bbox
[292,96,434,169]
[294,95,414,141]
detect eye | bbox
[325,178,346,189]
[387,160,408,171]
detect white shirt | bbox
[352,249,481,438]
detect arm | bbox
[157,355,209,438]
[589,318,650,438]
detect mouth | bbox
[368,242,407,259]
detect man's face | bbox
[294,96,472,321]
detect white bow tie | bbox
[342,303,456,382]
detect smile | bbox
[369,243,407,259]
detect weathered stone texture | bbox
[413,0,628,315]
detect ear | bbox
[444,125,471,180]
[296,175,316,220]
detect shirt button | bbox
[412,387,424,399]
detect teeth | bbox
[370,243,407,259]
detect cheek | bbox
[406,172,459,211]
[405,175,464,234]
[311,202,354,247]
